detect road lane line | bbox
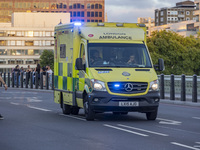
[28,106,52,112]
[193,117,200,120]
[157,118,182,125]
[10,102,20,105]
[118,124,168,136]
[59,114,86,121]
[103,124,148,137]
[171,142,200,150]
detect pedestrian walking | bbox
[26,65,32,85]
[46,65,53,88]
[0,75,8,120]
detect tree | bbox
[147,30,200,75]
[40,50,54,71]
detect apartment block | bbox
[0,12,70,72]
[137,17,155,36]
[194,0,200,31]
[0,0,105,23]
[155,0,196,26]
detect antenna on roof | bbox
[58,19,62,25]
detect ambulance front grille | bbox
[107,82,148,94]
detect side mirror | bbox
[154,58,165,71]
[75,58,84,70]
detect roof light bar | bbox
[74,22,82,26]
[97,23,105,26]
[116,23,123,27]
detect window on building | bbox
[25,41,34,46]
[73,12,77,17]
[81,19,84,22]
[160,11,163,16]
[81,4,84,9]
[99,20,102,22]
[186,11,190,15]
[87,20,90,22]
[168,11,170,15]
[77,11,80,17]
[70,11,72,17]
[91,12,94,17]
[186,17,190,21]
[81,11,84,17]
[95,20,98,22]
[99,4,102,9]
[77,3,80,8]
[87,12,90,17]
[28,49,34,55]
[95,4,98,9]
[95,12,98,17]
[73,4,76,9]
[16,41,22,46]
[91,20,94,22]
[99,12,102,17]
[87,3,90,9]
[69,4,72,9]
[91,4,94,9]
[168,18,170,21]
[160,17,163,22]
[0,40,6,46]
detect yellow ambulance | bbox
[54,22,164,121]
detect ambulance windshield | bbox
[88,43,152,68]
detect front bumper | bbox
[88,91,160,113]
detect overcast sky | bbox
[105,0,194,22]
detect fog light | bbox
[155,99,159,102]
[94,98,99,102]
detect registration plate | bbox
[119,101,139,107]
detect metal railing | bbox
[0,72,54,90]
[1,72,199,103]
[158,74,200,102]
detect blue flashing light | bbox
[114,84,120,88]
[74,22,82,26]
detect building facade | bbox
[155,0,196,26]
[0,12,70,73]
[150,20,197,37]
[194,0,200,31]
[0,0,105,23]
[137,17,155,36]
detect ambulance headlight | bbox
[91,79,107,91]
[149,80,159,91]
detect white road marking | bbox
[104,124,148,137]
[118,124,168,136]
[28,106,52,112]
[193,117,200,120]
[194,142,200,148]
[59,114,86,121]
[171,142,200,150]
[27,97,42,102]
[10,102,20,105]
[157,118,182,125]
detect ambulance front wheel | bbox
[84,95,95,121]
[146,108,158,120]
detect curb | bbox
[160,99,200,107]
[0,87,53,93]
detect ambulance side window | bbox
[80,44,86,65]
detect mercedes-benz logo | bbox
[124,83,134,92]
[122,72,130,76]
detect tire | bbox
[146,109,158,120]
[71,106,79,115]
[84,95,95,121]
[61,94,71,115]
